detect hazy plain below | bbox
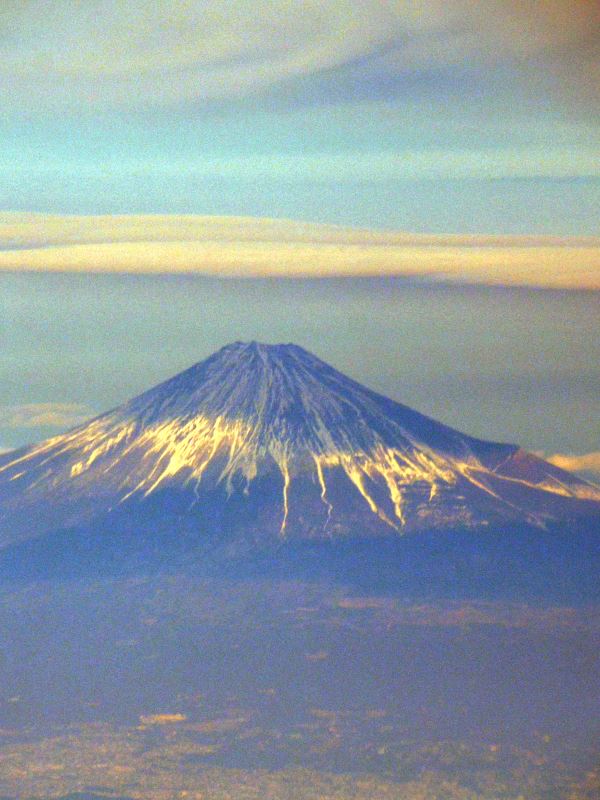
[0,577,599,799]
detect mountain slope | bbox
[0,341,598,550]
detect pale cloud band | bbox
[0,213,599,290]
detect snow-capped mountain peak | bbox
[0,342,598,546]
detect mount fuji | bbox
[0,342,598,571]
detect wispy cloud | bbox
[5,148,599,183]
[1,2,598,111]
[0,213,598,289]
[547,452,600,478]
[0,403,95,429]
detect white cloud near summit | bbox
[1,1,597,111]
[547,452,600,479]
[0,403,95,429]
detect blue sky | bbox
[1,1,599,233]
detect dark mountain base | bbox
[1,516,598,603]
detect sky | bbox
[0,1,599,234]
[0,2,598,475]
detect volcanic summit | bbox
[0,341,598,553]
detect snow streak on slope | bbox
[0,342,598,541]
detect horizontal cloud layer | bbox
[0,213,598,290]
[1,1,598,110]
